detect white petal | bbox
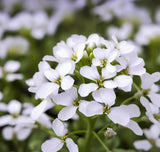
[37,113,52,129]
[148,93,160,107]
[44,69,59,82]
[93,48,106,59]
[79,100,103,117]
[92,88,116,106]
[2,126,14,140]
[103,80,118,89]
[61,75,74,90]
[37,82,59,99]
[66,138,78,152]
[58,106,78,121]
[43,55,58,62]
[108,107,130,126]
[140,96,159,114]
[0,102,7,111]
[156,138,160,147]
[53,41,72,60]
[38,61,50,72]
[15,126,32,140]
[41,138,64,152]
[118,41,134,55]
[53,87,77,106]
[102,66,116,79]
[8,100,21,114]
[144,124,160,139]
[52,118,67,137]
[6,74,23,81]
[78,83,98,97]
[120,104,140,118]
[133,140,152,151]
[56,60,75,77]
[80,66,100,80]
[114,75,133,92]
[31,99,54,120]
[125,120,143,136]
[4,60,20,72]
[0,115,12,126]
[92,58,101,66]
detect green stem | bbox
[36,121,56,137]
[92,131,111,152]
[84,118,97,152]
[68,130,86,136]
[133,82,140,91]
[121,95,136,105]
[97,122,113,134]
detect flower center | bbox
[96,77,104,88]
[12,113,19,118]
[143,89,151,96]
[100,59,107,67]
[54,76,62,85]
[72,98,80,106]
[61,135,67,143]
[71,51,78,61]
[153,113,160,121]
[103,105,111,114]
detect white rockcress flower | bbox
[140,97,160,127]
[0,60,23,82]
[41,118,78,152]
[134,124,160,151]
[140,72,160,107]
[53,87,79,121]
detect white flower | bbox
[140,97,160,126]
[134,124,160,151]
[141,72,160,107]
[44,36,86,63]
[0,60,23,82]
[41,118,78,152]
[116,51,146,76]
[52,87,79,121]
[111,36,135,55]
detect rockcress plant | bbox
[26,33,160,152]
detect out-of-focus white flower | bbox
[134,124,160,151]
[93,0,151,24]
[41,118,78,152]
[0,100,51,141]
[0,60,23,82]
[107,23,133,40]
[135,24,160,45]
[0,12,10,38]
[0,36,29,58]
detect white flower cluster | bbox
[0,99,51,141]
[26,33,160,152]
